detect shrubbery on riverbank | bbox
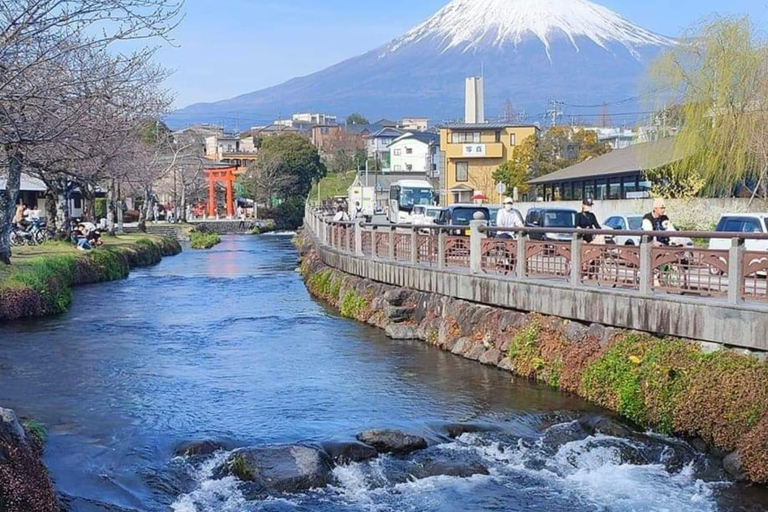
[189,231,221,249]
[0,236,180,321]
[299,245,768,484]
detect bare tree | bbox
[0,0,183,263]
[240,153,297,216]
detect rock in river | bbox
[321,441,378,465]
[213,445,333,494]
[356,429,428,455]
[174,439,228,458]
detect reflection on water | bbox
[0,235,765,512]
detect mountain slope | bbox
[171,0,673,128]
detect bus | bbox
[388,179,436,224]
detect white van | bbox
[709,214,768,252]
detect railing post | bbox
[516,233,527,278]
[570,234,583,287]
[321,221,328,246]
[355,221,363,256]
[438,229,446,270]
[410,227,418,265]
[728,237,745,305]
[388,226,395,261]
[469,220,485,274]
[372,226,379,260]
[330,222,335,248]
[639,235,653,295]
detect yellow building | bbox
[439,123,539,205]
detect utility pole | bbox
[547,99,564,127]
[600,102,613,128]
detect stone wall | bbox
[299,236,768,485]
[312,232,768,352]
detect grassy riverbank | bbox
[299,240,768,485]
[189,231,221,249]
[0,235,181,321]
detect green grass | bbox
[1,234,180,319]
[22,419,48,446]
[309,171,357,201]
[189,231,221,250]
[340,289,368,319]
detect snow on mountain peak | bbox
[384,0,674,57]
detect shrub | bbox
[189,231,221,250]
[674,351,768,449]
[340,289,368,319]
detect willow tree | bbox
[648,17,767,197]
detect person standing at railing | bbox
[575,199,602,243]
[642,198,676,246]
[496,198,524,239]
[333,205,350,222]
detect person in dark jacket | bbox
[575,199,601,243]
[642,198,676,246]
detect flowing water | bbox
[0,235,766,512]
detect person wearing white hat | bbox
[496,197,523,239]
[642,198,676,246]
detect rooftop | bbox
[528,137,686,185]
[389,131,439,146]
[439,122,541,130]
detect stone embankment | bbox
[0,236,181,321]
[298,236,768,485]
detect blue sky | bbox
[159,0,768,108]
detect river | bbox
[0,235,766,512]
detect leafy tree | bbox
[493,137,537,195]
[250,133,326,200]
[647,16,767,196]
[493,127,611,197]
[346,113,369,125]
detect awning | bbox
[0,174,47,192]
[449,184,474,192]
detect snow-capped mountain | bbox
[385,0,672,56]
[171,0,674,128]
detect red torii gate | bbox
[204,166,238,218]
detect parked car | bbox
[435,204,491,236]
[709,213,768,252]
[411,205,443,226]
[524,208,577,241]
[603,214,694,247]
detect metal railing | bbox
[305,206,768,306]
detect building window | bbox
[623,175,640,198]
[510,134,517,146]
[495,131,501,143]
[608,177,621,200]
[451,132,480,144]
[393,149,401,156]
[73,196,82,209]
[595,179,607,200]
[583,180,595,201]
[573,182,584,201]
[394,164,402,171]
[562,182,572,201]
[456,162,469,182]
[406,164,413,171]
[406,147,413,154]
